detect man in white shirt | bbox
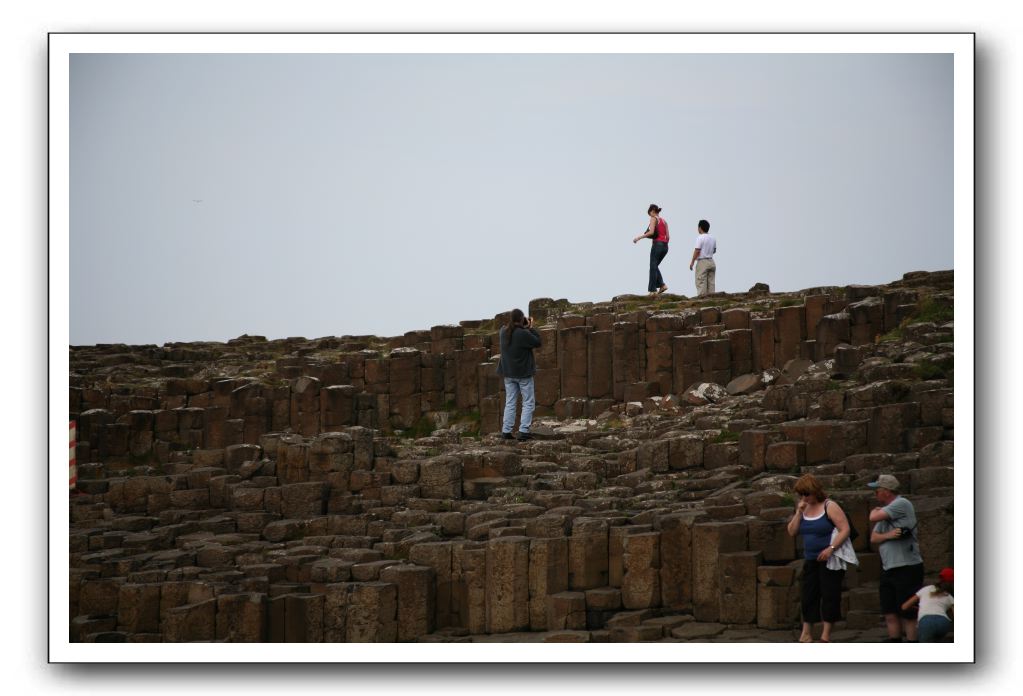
[688,219,716,296]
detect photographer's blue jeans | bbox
[502,377,535,434]
[649,241,668,292]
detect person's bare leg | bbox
[884,613,902,639]
[902,617,918,641]
[799,622,813,642]
[883,614,900,642]
[820,621,834,642]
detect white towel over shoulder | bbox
[826,527,859,571]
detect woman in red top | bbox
[633,203,669,297]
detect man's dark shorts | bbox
[879,563,925,618]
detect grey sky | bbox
[70,52,952,346]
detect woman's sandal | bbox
[798,635,813,643]
[657,285,668,295]
[818,638,831,643]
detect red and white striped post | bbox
[69,420,77,491]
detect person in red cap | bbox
[901,568,954,642]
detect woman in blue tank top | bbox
[786,474,853,643]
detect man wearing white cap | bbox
[868,474,925,642]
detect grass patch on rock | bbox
[712,430,741,444]
[913,356,954,383]
[397,416,436,439]
[911,297,954,325]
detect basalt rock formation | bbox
[68,270,954,643]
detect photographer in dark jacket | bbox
[496,308,542,441]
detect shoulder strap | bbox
[824,499,836,527]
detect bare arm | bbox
[817,501,851,561]
[869,506,891,523]
[900,593,921,612]
[633,218,658,244]
[786,500,807,537]
[871,527,902,545]
[689,248,700,270]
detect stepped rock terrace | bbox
[68,270,955,643]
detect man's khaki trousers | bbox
[695,258,716,296]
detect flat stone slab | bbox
[718,628,773,641]
[641,615,693,635]
[469,631,546,643]
[669,622,727,640]
[829,629,865,643]
[748,629,800,643]
[417,623,935,643]
[416,635,471,643]
[543,630,591,643]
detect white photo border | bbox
[49,31,973,664]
